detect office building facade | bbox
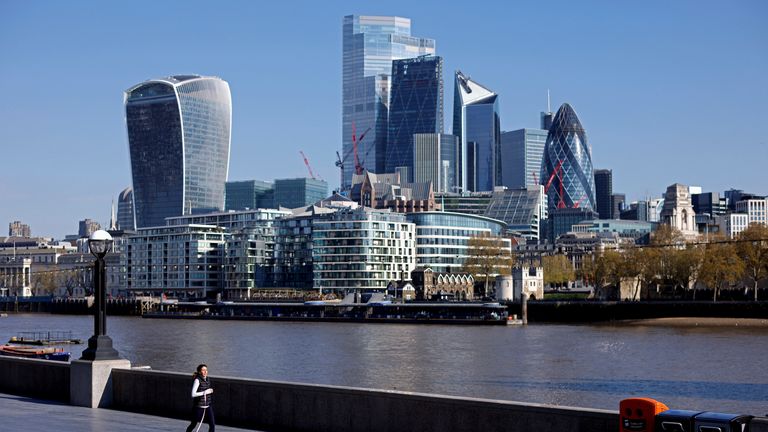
[484,186,547,241]
[273,178,328,209]
[225,180,274,210]
[593,169,613,219]
[735,198,768,225]
[342,15,435,190]
[406,212,509,274]
[540,103,596,212]
[500,128,548,190]
[125,75,231,228]
[453,71,500,192]
[117,187,135,231]
[386,55,444,179]
[412,133,460,193]
[611,193,626,219]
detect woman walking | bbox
[185,364,215,432]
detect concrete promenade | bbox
[0,392,258,431]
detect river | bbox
[2,314,767,415]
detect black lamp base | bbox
[80,335,120,361]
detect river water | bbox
[2,314,766,415]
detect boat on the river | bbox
[0,344,71,361]
[8,331,82,345]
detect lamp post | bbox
[80,230,120,361]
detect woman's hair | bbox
[193,363,208,377]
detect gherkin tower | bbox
[540,103,596,211]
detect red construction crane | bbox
[543,159,563,192]
[351,123,371,175]
[299,150,318,180]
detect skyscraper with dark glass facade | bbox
[386,55,443,179]
[453,71,500,192]
[342,15,435,190]
[593,169,613,219]
[125,75,231,228]
[540,103,595,212]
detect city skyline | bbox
[1,1,767,238]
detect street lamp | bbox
[80,230,120,360]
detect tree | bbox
[651,225,689,298]
[699,235,744,302]
[461,233,514,298]
[542,254,574,289]
[735,224,768,301]
[31,270,58,296]
[671,245,704,300]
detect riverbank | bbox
[608,317,768,328]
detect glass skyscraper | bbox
[125,75,231,228]
[412,133,460,193]
[342,15,435,190]
[540,103,596,212]
[116,187,135,231]
[453,71,500,192]
[273,178,328,209]
[386,55,443,179]
[225,180,275,211]
[500,128,548,190]
[593,169,613,219]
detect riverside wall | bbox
[0,357,618,432]
[507,300,768,323]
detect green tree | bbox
[699,235,744,302]
[461,233,514,298]
[543,254,574,289]
[735,224,768,301]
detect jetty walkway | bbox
[0,392,258,431]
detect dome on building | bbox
[540,103,596,211]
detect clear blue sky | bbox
[1,1,766,239]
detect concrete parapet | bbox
[112,369,618,432]
[0,356,70,401]
[70,358,131,408]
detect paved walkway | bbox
[0,393,259,431]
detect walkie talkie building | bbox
[125,75,231,228]
[540,103,596,212]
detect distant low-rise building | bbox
[716,213,749,239]
[411,268,474,301]
[8,221,31,238]
[660,184,697,239]
[350,171,436,213]
[0,256,32,297]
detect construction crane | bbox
[336,123,372,178]
[299,150,319,180]
[351,123,371,175]
[542,159,567,208]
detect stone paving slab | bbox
[0,393,260,431]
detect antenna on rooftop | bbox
[547,89,551,113]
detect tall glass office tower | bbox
[453,71,500,192]
[125,75,231,228]
[500,128,548,189]
[342,15,435,191]
[386,55,443,179]
[540,103,596,212]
